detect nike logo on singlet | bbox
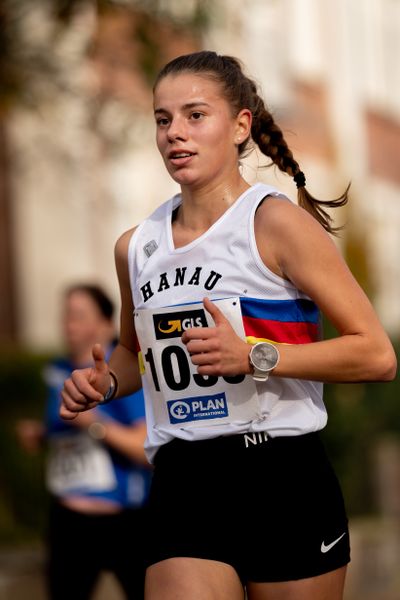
[320,532,346,553]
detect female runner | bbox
[60,51,396,600]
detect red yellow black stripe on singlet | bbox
[240,297,320,345]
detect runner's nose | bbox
[167,116,187,143]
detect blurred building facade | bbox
[2,0,400,349]
[207,0,400,334]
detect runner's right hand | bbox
[60,344,111,420]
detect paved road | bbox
[2,521,400,600]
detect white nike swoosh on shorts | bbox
[320,532,346,553]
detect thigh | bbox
[247,566,347,600]
[145,557,245,600]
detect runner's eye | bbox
[190,112,204,121]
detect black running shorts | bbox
[145,431,350,583]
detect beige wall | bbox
[9,97,177,349]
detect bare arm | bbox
[256,198,396,382]
[109,227,142,397]
[73,411,149,466]
[60,228,143,419]
[15,419,46,453]
[183,199,396,383]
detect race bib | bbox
[46,432,117,495]
[134,298,260,429]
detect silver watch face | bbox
[251,343,279,371]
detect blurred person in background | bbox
[17,283,151,600]
[59,51,397,600]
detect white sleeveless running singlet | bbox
[128,183,326,462]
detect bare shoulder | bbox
[256,195,329,237]
[114,226,138,264]
[256,196,338,254]
[254,195,345,284]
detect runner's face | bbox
[63,292,113,356]
[154,73,242,188]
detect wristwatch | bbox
[249,342,280,382]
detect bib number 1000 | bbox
[144,346,245,392]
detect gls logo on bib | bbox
[153,309,207,340]
[167,393,228,424]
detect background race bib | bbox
[46,432,117,495]
[135,298,261,429]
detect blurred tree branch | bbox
[0,0,211,110]
[0,0,210,344]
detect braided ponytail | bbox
[155,51,349,234]
[250,97,348,234]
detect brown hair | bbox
[65,284,114,321]
[154,50,348,234]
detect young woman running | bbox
[60,51,397,600]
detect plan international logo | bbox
[153,309,207,340]
[167,393,228,424]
